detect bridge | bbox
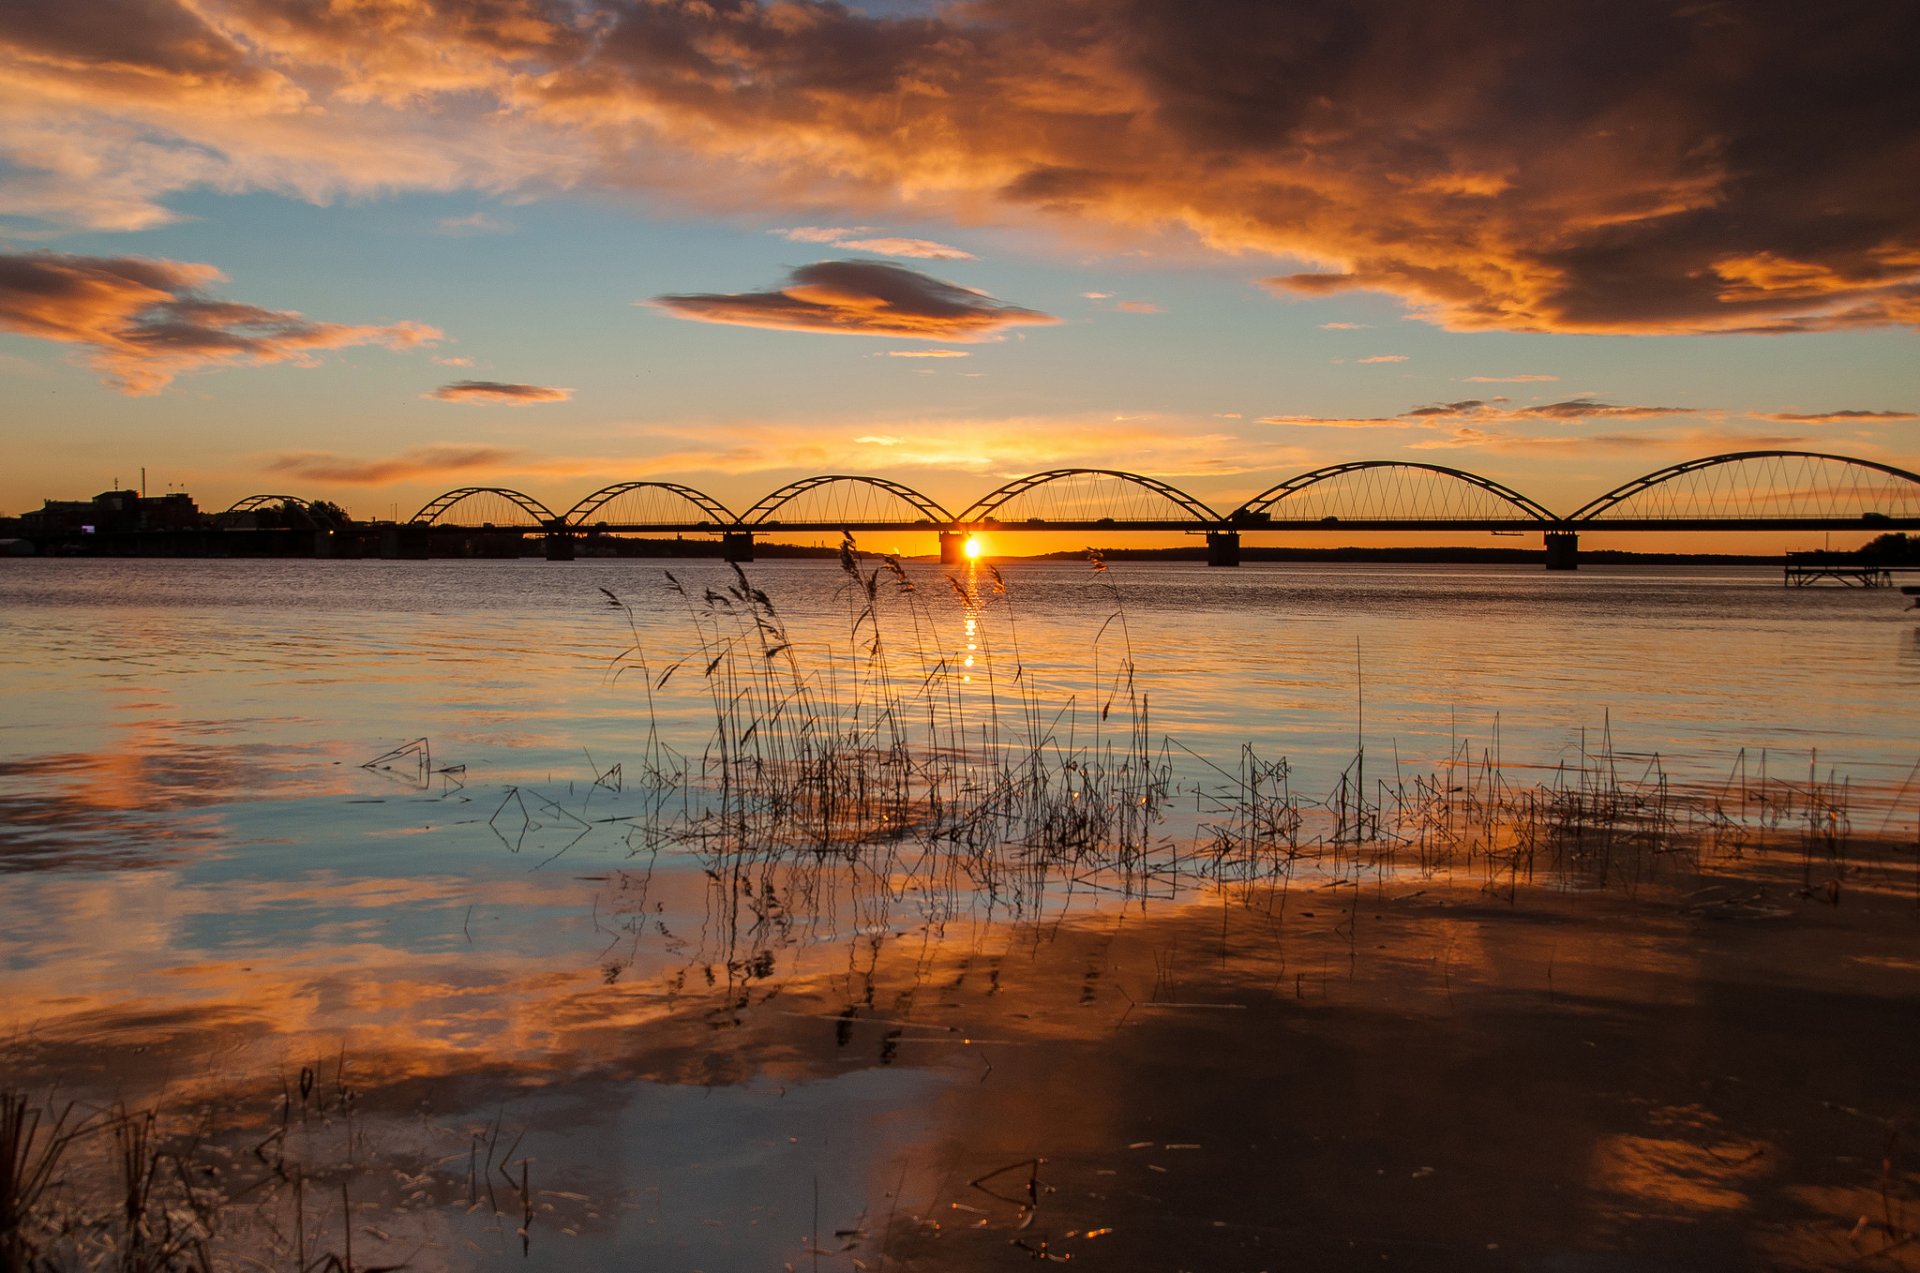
[231,452,1920,568]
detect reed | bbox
[588,553,1912,927]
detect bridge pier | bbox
[379,524,431,560]
[722,531,754,563]
[939,531,968,565]
[544,532,576,561]
[1206,530,1241,567]
[1544,530,1579,570]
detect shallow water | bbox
[1,557,1916,1270]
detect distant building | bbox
[20,490,203,535]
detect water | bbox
[1,557,1916,1270]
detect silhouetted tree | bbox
[1858,532,1918,564]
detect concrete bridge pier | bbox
[544,531,576,561]
[722,531,754,563]
[1206,530,1242,567]
[379,524,431,560]
[939,531,968,565]
[1545,530,1579,570]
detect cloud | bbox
[266,445,526,484]
[0,251,438,393]
[884,349,969,358]
[1356,354,1407,364]
[775,226,973,259]
[1263,397,1702,431]
[432,354,474,367]
[436,211,511,236]
[837,236,976,261]
[1464,374,1560,384]
[1407,428,1807,455]
[1260,415,1410,430]
[778,226,873,244]
[1755,409,1919,424]
[6,0,1919,334]
[1114,300,1162,314]
[1319,322,1371,330]
[588,414,1309,486]
[426,379,572,404]
[650,260,1055,341]
[1510,398,1697,420]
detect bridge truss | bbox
[1568,451,1920,527]
[409,487,557,527]
[960,469,1219,525]
[742,475,953,527]
[381,452,1918,546]
[566,481,735,529]
[1233,462,1558,527]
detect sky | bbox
[1,0,1916,549]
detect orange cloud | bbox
[1756,409,1918,424]
[1266,398,1702,430]
[5,1,1918,335]
[650,260,1055,341]
[1356,354,1407,364]
[0,251,437,392]
[837,237,975,260]
[1408,428,1806,455]
[775,226,974,259]
[266,445,526,484]
[884,349,970,358]
[426,379,572,404]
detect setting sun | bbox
[963,535,984,559]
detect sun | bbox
[963,535,984,559]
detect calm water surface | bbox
[1,557,1916,1269]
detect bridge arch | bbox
[410,487,557,527]
[742,475,954,526]
[216,494,347,528]
[959,470,1220,524]
[223,494,314,516]
[1569,451,1920,522]
[564,481,736,528]
[1233,462,1557,524]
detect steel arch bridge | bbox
[1231,461,1560,528]
[1567,451,1920,528]
[565,481,735,529]
[223,494,317,515]
[741,475,954,528]
[959,469,1220,526]
[381,451,1920,569]
[216,494,347,528]
[409,487,558,527]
